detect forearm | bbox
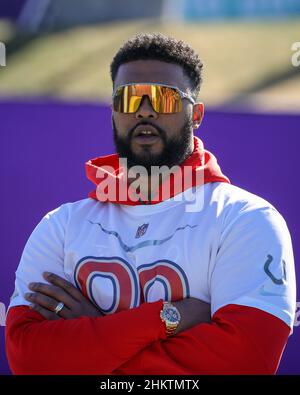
[113,304,291,375]
[172,297,211,335]
[5,300,166,375]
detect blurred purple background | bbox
[0,99,299,374]
[0,0,25,19]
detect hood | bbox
[85,136,230,205]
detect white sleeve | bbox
[211,205,296,329]
[8,204,68,310]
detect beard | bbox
[112,117,194,173]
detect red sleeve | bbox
[5,300,167,375]
[113,304,291,375]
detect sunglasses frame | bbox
[112,82,196,113]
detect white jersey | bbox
[9,182,296,328]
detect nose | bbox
[135,95,158,119]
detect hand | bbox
[24,272,103,320]
[172,297,211,335]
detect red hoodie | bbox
[86,135,230,205]
[5,136,291,375]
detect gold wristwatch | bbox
[160,301,181,337]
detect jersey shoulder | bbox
[207,181,290,237]
[209,182,279,215]
[44,197,103,222]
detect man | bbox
[5,33,296,375]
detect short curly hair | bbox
[110,33,203,99]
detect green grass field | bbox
[0,18,299,111]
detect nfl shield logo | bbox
[135,223,149,238]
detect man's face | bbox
[112,60,197,171]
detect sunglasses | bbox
[112,83,196,114]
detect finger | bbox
[25,292,73,319]
[43,272,85,302]
[29,303,60,321]
[28,282,78,310]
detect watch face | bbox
[165,307,179,323]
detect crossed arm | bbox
[5,272,290,375]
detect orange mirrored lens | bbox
[113,84,183,113]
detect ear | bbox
[192,102,204,129]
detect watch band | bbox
[160,301,181,337]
